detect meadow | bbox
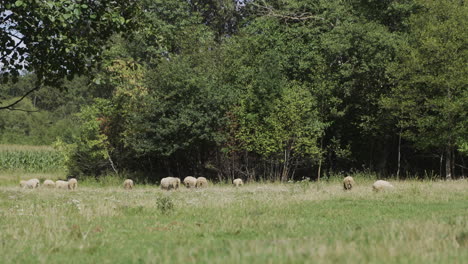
[0,146,467,263]
[0,178,467,263]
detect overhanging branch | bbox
[253,2,324,22]
[0,84,41,110]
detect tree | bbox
[384,0,468,179]
[0,0,139,109]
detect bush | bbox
[156,196,174,214]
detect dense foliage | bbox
[0,0,139,86]
[0,0,466,181]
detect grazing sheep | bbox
[174,178,181,189]
[56,180,69,190]
[123,179,134,190]
[31,178,40,184]
[372,180,394,192]
[20,179,39,189]
[43,180,55,188]
[343,176,355,190]
[183,176,197,188]
[233,178,243,187]
[161,177,180,190]
[68,178,78,190]
[160,177,170,190]
[19,180,27,188]
[196,177,208,188]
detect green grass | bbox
[0,144,65,172]
[0,178,467,263]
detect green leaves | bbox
[28,0,465,179]
[385,0,468,151]
[1,0,140,86]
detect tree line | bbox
[1,0,466,181]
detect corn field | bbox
[0,145,65,172]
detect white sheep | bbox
[183,176,197,188]
[55,180,69,190]
[68,178,78,190]
[123,179,134,190]
[233,178,243,187]
[160,177,170,190]
[196,177,208,188]
[43,179,55,188]
[343,176,355,190]
[19,180,27,188]
[161,177,180,190]
[174,178,181,189]
[20,179,39,189]
[372,180,394,192]
[31,178,40,188]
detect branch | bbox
[0,85,41,110]
[455,163,468,170]
[0,14,12,24]
[106,150,119,174]
[6,31,23,40]
[253,2,324,22]
[0,38,24,61]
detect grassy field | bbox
[0,178,467,264]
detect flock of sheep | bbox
[19,178,78,190]
[17,176,242,191]
[158,176,242,190]
[19,175,393,192]
[344,176,394,191]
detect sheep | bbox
[123,179,134,190]
[174,178,181,189]
[372,180,394,192]
[30,178,40,188]
[160,177,170,190]
[343,176,355,190]
[19,180,27,188]
[43,179,55,188]
[161,177,180,190]
[20,179,39,189]
[233,178,243,187]
[196,177,208,188]
[55,180,69,190]
[68,178,78,190]
[183,176,197,188]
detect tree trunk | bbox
[377,135,391,175]
[445,147,452,180]
[439,153,444,179]
[396,129,402,180]
[461,156,466,178]
[451,148,455,179]
[317,137,324,181]
[281,146,292,182]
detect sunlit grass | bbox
[0,177,467,263]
